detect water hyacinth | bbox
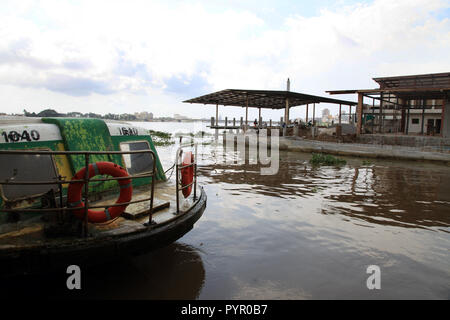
[310,153,346,166]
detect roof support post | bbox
[379,92,383,133]
[406,100,410,135]
[372,98,375,133]
[306,104,309,123]
[441,98,446,137]
[312,103,316,126]
[401,100,406,133]
[395,96,399,133]
[245,95,249,132]
[349,105,352,124]
[421,99,425,135]
[284,97,289,126]
[259,107,262,128]
[356,92,363,135]
[339,104,342,125]
[216,104,219,126]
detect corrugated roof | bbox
[373,72,450,89]
[183,89,357,109]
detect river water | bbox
[4,121,450,299]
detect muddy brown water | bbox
[1,124,449,299]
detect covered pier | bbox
[183,85,357,135]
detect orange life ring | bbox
[181,151,194,198]
[67,161,133,223]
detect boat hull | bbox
[0,187,207,277]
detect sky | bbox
[0,0,449,121]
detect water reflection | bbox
[197,151,450,231]
[140,122,450,299]
[0,243,205,299]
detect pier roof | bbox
[327,72,450,99]
[183,89,357,109]
[373,72,450,89]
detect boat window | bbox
[120,141,154,175]
[411,118,419,124]
[0,152,58,201]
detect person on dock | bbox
[254,119,259,134]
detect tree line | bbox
[23,109,138,121]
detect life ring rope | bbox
[67,161,133,223]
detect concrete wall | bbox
[357,134,450,149]
[444,100,450,138]
[280,137,450,164]
[407,114,442,134]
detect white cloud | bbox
[0,0,448,119]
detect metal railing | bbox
[0,149,157,237]
[175,141,198,214]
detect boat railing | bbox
[175,141,198,214]
[0,149,157,237]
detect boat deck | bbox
[0,180,196,249]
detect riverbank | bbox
[279,136,450,164]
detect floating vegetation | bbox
[148,130,174,146]
[310,153,346,166]
[362,159,373,165]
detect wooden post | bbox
[225,116,228,128]
[233,118,236,127]
[339,104,342,125]
[356,93,363,135]
[270,119,272,127]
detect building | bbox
[134,111,154,121]
[327,72,450,138]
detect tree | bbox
[37,109,61,117]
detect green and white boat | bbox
[0,116,206,277]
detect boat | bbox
[0,116,207,277]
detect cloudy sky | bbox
[0,0,449,120]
